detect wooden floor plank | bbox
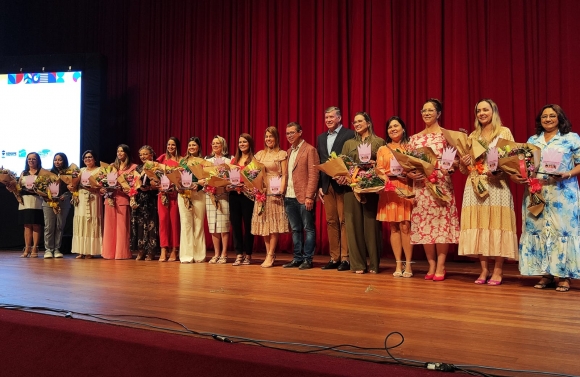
[1,250,578,376]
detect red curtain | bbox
[4,0,580,256]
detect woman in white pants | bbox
[178,137,207,263]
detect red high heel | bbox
[433,270,446,282]
[424,273,435,280]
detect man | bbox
[283,122,320,270]
[316,106,355,271]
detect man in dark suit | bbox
[283,122,320,270]
[316,106,355,271]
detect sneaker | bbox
[54,250,64,258]
[44,251,53,259]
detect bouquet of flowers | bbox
[251,187,267,215]
[95,164,119,207]
[496,139,544,215]
[315,151,355,178]
[32,171,62,214]
[182,157,212,181]
[241,159,264,193]
[0,167,22,203]
[59,163,81,205]
[348,166,385,203]
[118,171,141,209]
[176,170,196,210]
[391,148,450,202]
[203,161,231,211]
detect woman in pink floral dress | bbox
[407,99,460,281]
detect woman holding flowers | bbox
[42,153,72,259]
[251,127,289,268]
[339,112,385,274]
[458,99,518,285]
[131,145,159,261]
[177,137,206,263]
[205,135,232,264]
[229,133,256,266]
[407,98,459,281]
[71,150,102,259]
[18,152,44,258]
[514,104,580,292]
[157,137,181,262]
[376,117,414,277]
[102,144,137,259]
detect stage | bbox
[0,250,578,376]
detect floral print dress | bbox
[519,131,580,278]
[408,132,460,244]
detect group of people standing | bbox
[13,100,580,292]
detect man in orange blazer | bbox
[283,122,320,269]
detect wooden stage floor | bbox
[1,250,578,376]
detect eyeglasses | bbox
[286,131,300,136]
[420,109,436,114]
[540,114,558,120]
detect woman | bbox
[515,104,580,292]
[102,144,137,259]
[229,133,256,266]
[340,112,385,274]
[178,137,207,263]
[407,98,460,281]
[42,153,73,259]
[131,145,159,261]
[376,117,414,277]
[205,135,232,264]
[18,152,44,258]
[251,127,289,268]
[70,150,102,259]
[458,99,518,285]
[157,137,181,262]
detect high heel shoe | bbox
[168,248,179,262]
[261,253,276,268]
[261,253,275,268]
[433,270,446,282]
[159,247,168,262]
[424,273,435,280]
[30,246,39,258]
[20,246,31,258]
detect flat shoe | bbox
[533,276,555,289]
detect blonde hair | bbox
[209,135,228,157]
[472,99,503,141]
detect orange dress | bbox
[376,146,413,222]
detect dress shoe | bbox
[433,270,446,282]
[283,260,302,268]
[321,260,340,270]
[298,260,313,270]
[337,260,350,271]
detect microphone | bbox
[212,334,232,343]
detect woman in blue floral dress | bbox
[515,104,580,292]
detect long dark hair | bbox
[166,136,181,159]
[113,144,132,170]
[234,133,255,165]
[51,152,69,174]
[385,116,410,144]
[535,104,572,136]
[24,152,42,172]
[187,137,203,157]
